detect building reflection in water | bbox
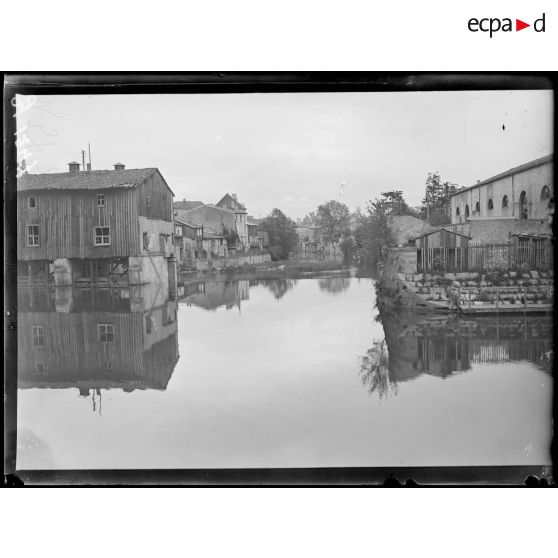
[17,283,179,409]
[361,301,553,398]
[178,279,298,310]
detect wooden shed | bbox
[411,228,471,272]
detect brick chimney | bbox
[114,162,125,171]
[68,161,80,173]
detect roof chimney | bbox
[87,163,92,172]
[114,162,125,171]
[68,161,80,173]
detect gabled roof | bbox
[180,204,235,237]
[174,200,204,211]
[410,228,471,241]
[216,193,247,212]
[17,168,163,192]
[451,154,553,197]
[174,215,202,229]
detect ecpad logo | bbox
[468,13,546,37]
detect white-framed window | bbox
[97,323,114,343]
[96,193,105,207]
[28,196,36,208]
[94,226,111,246]
[27,225,40,246]
[32,325,44,347]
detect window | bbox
[27,225,40,246]
[28,196,36,208]
[502,195,509,208]
[465,205,470,220]
[541,185,551,204]
[32,325,44,347]
[97,193,105,207]
[143,232,150,250]
[94,226,111,246]
[146,195,151,208]
[488,198,493,211]
[97,323,114,343]
[36,363,45,374]
[475,201,480,214]
[146,315,154,334]
[456,207,460,217]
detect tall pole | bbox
[88,143,92,169]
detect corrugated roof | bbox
[451,154,553,197]
[17,168,158,191]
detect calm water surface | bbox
[17,277,553,469]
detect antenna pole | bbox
[88,142,92,169]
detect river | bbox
[16,276,553,469]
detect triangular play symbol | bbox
[516,19,530,31]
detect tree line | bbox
[258,171,459,268]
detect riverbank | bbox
[177,258,365,284]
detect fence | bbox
[417,239,553,273]
[467,240,553,271]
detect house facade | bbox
[18,162,177,290]
[449,154,553,242]
[215,193,249,249]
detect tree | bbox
[339,236,355,264]
[315,200,350,245]
[261,208,298,260]
[299,211,317,226]
[352,196,396,270]
[221,224,239,249]
[379,190,417,217]
[420,172,459,225]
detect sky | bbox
[16,90,553,220]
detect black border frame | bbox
[3,72,556,486]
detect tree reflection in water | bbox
[318,276,351,295]
[359,339,398,399]
[254,279,298,299]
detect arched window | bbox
[487,198,493,211]
[475,201,480,215]
[519,191,528,219]
[465,205,470,220]
[456,206,460,217]
[541,185,551,204]
[502,195,509,208]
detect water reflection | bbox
[178,279,298,309]
[362,300,553,398]
[251,279,297,300]
[318,275,351,295]
[17,284,179,400]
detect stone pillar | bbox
[167,255,178,300]
[53,258,73,286]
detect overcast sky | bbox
[17,90,552,219]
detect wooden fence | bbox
[467,240,553,271]
[417,239,553,272]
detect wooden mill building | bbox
[17,162,177,289]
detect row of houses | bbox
[172,193,268,266]
[16,160,272,286]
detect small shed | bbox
[410,228,471,272]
